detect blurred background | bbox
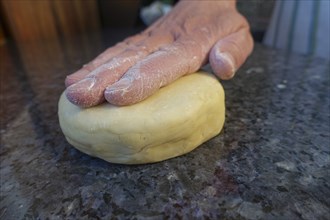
[0,0,275,45]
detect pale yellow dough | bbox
[58,71,225,164]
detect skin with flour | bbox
[65,0,253,107]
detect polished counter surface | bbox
[1,31,329,219]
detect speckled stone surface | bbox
[1,32,329,219]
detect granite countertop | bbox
[1,31,329,219]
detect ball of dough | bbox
[58,71,225,164]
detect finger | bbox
[66,34,173,107]
[65,34,147,87]
[209,28,254,80]
[104,39,206,106]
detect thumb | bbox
[209,28,254,80]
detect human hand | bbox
[65,0,253,107]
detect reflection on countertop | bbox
[1,30,329,219]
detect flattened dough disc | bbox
[58,71,225,164]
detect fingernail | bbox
[213,51,236,79]
[105,78,131,93]
[67,77,97,94]
[65,69,89,87]
[67,69,89,79]
[216,51,235,76]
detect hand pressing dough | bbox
[58,71,225,164]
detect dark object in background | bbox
[0,21,5,45]
[0,0,275,44]
[98,0,141,28]
[0,0,100,43]
[237,0,276,42]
